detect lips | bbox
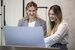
[50,17,54,19]
[50,17,55,21]
[30,15,34,16]
[29,14,35,17]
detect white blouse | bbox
[44,20,69,47]
[28,21,36,27]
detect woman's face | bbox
[49,9,56,22]
[27,6,37,19]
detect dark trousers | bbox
[51,43,68,50]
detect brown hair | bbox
[48,5,63,35]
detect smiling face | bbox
[27,6,37,19]
[49,9,56,22]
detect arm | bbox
[41,20,47,38]
[44,21,69,47]
[43,21,47,37]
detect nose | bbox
[31,11,34,15]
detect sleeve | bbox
[43,21,47,37]
[44,22,69,47]
[41,20,47,38]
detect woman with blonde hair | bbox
[45,5,69,50]
[18,1,47,37]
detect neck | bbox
[29,18,36,23]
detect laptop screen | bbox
[3,26,45,47]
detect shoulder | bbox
[19,18,27,22]
[58,20,69,30]
[60,20,68,26]
[37,18,46,24]
[19,18,23,21]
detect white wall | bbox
[0,16,1,45]
[1,0,23,45]
[0,0,2,45]
[3,0,23,26]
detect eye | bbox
[29,10,31,12]
[33,10,35,12]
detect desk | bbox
[0,46,60,50]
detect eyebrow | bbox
[28,10,36,11]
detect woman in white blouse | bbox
[44,5,69,50]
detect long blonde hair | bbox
[48,5,63,36]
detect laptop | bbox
[2,26,45,47]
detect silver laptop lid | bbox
[3,26,45,47]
